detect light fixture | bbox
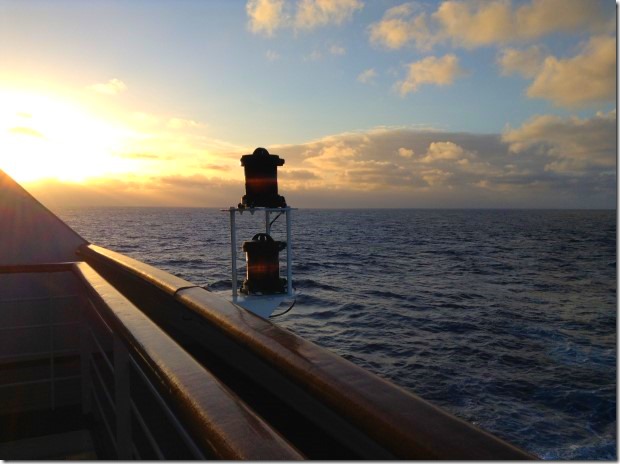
[241,233,286,295]
[239,147,286,208]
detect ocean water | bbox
[59,207,616,460]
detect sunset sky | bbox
[0,0,616,209]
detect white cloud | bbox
[89,78,127,96]
[357,68,377,84]
[397,54,465,95]
[368,0,613,50]
[369,3,436,51]
[526,35,616,108]
[498,45,545,78]
[420,141,468,163]
[397,147,414,158]
[295,0,363,30]
[246,0,287,36]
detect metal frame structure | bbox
[226,207,295,310]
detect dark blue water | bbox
[59,208,617,460]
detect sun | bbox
[0,90,136,183]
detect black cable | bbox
[269,298,296,318]
[269,212,283,229]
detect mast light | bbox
[241,233,286,295]
[239,147,286,208]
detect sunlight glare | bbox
[0,91,138,182]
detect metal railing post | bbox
[286,208,293,296]
[230,207,238,302]
[49,298,55,410]
[114,335,131,459]
[80,297,93,414]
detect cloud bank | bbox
[25,110,615,209]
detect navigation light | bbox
[239,148,286,208]
[241,233,286,295]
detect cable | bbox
[269,212,283,229]
[269,298,296,318]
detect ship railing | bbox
[0,262,302,460]
[80,289,206,459]
[73,262,301,460]
[78,244,536,460]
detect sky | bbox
[0,0,616,209]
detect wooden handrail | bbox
[79,243,535,459]
[73,262,302,460]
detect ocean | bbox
[58,207,616,460]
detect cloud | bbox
[502,110,616,173]
[280,168,320,180]
[397,54,465,95]
[117,152,166,160]
[357,68,377,84]
[104,111,249,181]
[329,44,346,55]
[498,45,545,78]
[201,163,231,171]
[89,78,127,95]
[8,126,45,138]
[368,0,613,50]
[129,112,161,127]
[21,173,240,209]
[432,0,513,48]
[246,0,287,36]
[18,113,616,209]
[246,0,362,35]
[398,147,414,158]
[513,0,612,39]
[269,116,615,207]
[368,2,437,51]
[158,174,218,189]
[526,35,616,108]
[167,118,202,130]
[294,0,363,30]
[344,160,413,189]
[420,168,454,187]
[419,141,470,163]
